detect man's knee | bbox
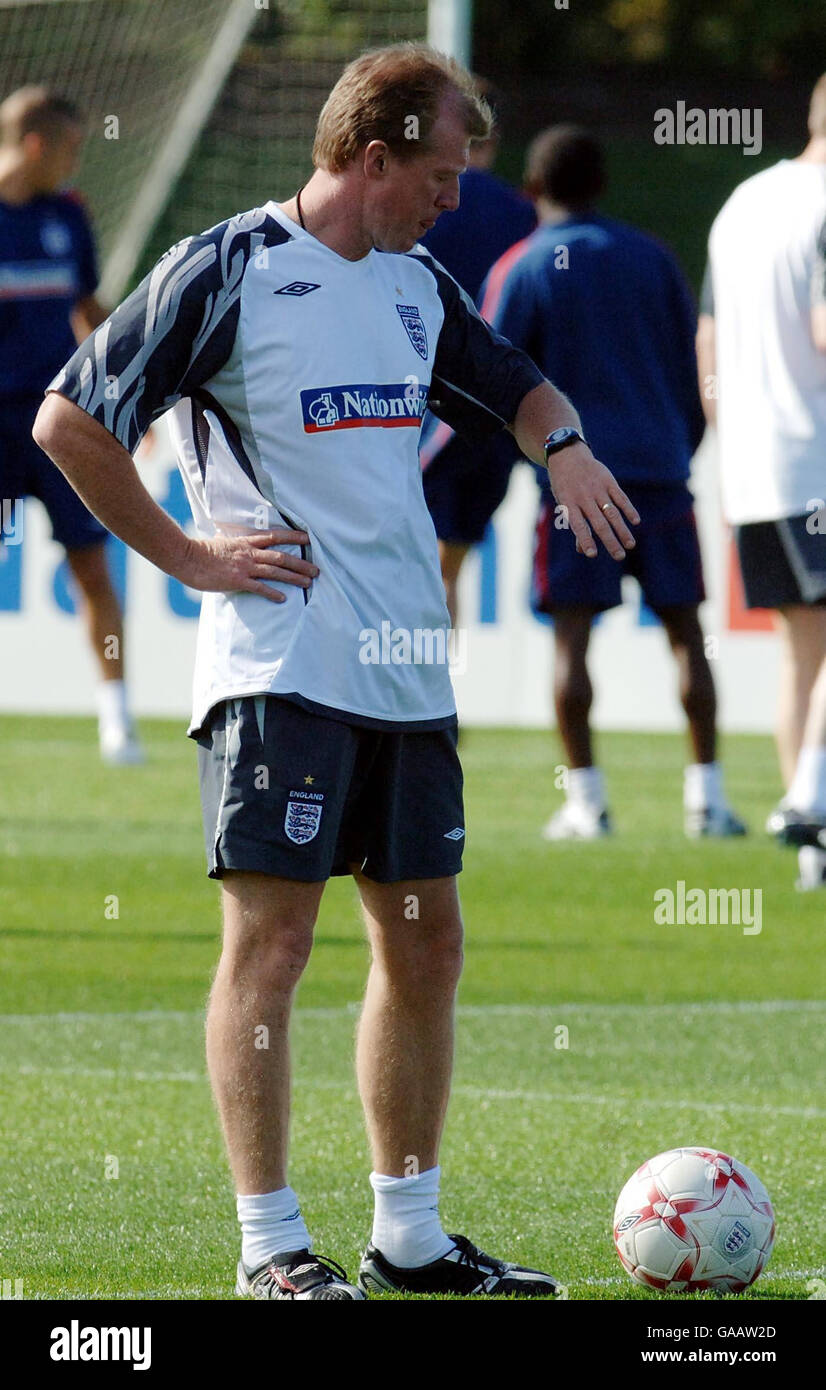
[219,875,320,989]
[221,922,314,991]
[389,918,464,996]
[657,605,704,656]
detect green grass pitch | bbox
[0,716,824,1301]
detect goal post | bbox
[0,0,469,301]
[100,0,260,302]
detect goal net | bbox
[0,0,430,301]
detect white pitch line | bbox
[454,1085,826,1120]
[12,1064,205,1083]
[1,1000,825,1025]
[5,1066,825,1119]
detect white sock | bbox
[797,845,826,889]
[370,1165,454,1268]
[684,761,726,812]
[786,746,826,816]
[96,679,129,731]
[237,1186,312,1270]
[567,765,605,811]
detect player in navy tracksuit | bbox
[420,89,536,627]
[0,86,142,762]
[481,125,745,840]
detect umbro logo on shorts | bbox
[444,827,465,841]
[273,280,321,296]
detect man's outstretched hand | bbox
[546,442,640,560]
[177,528,319,603]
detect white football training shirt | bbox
[707,160,826,524]
[50,203,543,735]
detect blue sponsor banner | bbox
[301,382,429,432]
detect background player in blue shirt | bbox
[484,125,744,840]
[420,81,536,628]
[0,86,142,763]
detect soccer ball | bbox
[613,1147,775,1293]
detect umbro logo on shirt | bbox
[444,827,465,841]
[273,281,321,296]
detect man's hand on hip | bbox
[179,529,319,602]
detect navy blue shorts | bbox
[421,419,514,546]
[0,394,108,550]
[196,694,465,884]
[736,514,826,608]
[532,481,705,614]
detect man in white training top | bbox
[698,74,826,848]
[33,45,638,1300]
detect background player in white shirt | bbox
[33,46,638,1300]
[783,214,826,888]
[698,73,826,846]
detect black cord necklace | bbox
[296,187,307,230]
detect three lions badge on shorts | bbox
[284,793,323,844]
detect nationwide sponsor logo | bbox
[301,382,429,432]
[396,302,428,359]
[274,280,321,296]
[285,799,323,844]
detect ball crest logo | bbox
[616,1212,642,1233]
[719,1220,752,1258]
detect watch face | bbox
[548,429,570,445]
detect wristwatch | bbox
[544,427,587,461]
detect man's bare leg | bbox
[66,541,124,681]
[656,605,717,764]
[553,608,596,769]
[67,541,143,762]
[354,872,463,1176]
[206,870,324,1194]
[353,870,559,1294]
[774,606,826,787]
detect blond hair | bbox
[312,43,491,172]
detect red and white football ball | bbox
[613,1147,775,1293]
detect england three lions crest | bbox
[396,303,428,360]
[285,800,323,844]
